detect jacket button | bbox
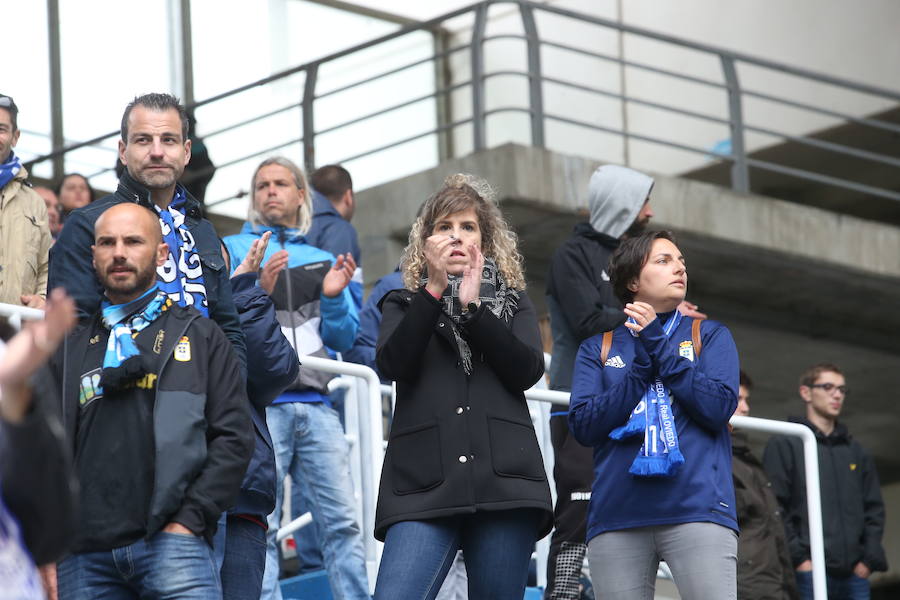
[458,455,468,463]
[456,407,464,414]
[439,322,445,328]
[466,406,471,411]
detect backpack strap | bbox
[600,330,614,366]
[692,318,703,358]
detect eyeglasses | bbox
[0,95,14,108]
[809,382,849,395]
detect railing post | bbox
[302,64,318,175]
[720,56,749,193]
[471,3,488,152]
[47,0,65,183]
[519,2,545,148]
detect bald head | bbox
[93,203,167,304]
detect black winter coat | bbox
[763,417,888,577]
[53,302,253,544]
[374,287,553,541]
[732,431,798,600]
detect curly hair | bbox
[401,173,526,290]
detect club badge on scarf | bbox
[609,310,685,477]
[100,286,168,392]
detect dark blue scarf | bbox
[154,186,209,317]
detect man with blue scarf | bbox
[52,203,252,598]
[569,230,739,600]
[0,93,52,308]
[48,93,246,370]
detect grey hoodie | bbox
[588,165,654,238]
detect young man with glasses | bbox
[763,363,887,600]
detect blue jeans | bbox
[57,531,220,599]
[374,509,541,600]
[261,401,369,600]
[796,570,870,600]
[292,479,324,574]
[221,516,267,600]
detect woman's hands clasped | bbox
[424,234,483,307]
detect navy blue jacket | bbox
[47,170,247,370]
[230,273,299,517]
[343,269,403,379]
[305,190,363,309]
[568,315,739,543]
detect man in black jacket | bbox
[764,363,887,600]
[48,92,246,371]
[544,164,655,599]
[53,203,252,599]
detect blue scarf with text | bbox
[155,186,209,316]
[609,310,685,477]
[0,151,22,190]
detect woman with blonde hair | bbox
[374,174,553,600]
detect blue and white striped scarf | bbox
[155,186,209,317]
[0,151,22,190]
[609,310,685,477]
[99,286,168,392]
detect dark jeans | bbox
[374,509,540,600]
[796,570,870,600]
[221,516,268,600]
[57,531,220,599]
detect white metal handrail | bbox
[0,302,45,329]
[523,387,827,600]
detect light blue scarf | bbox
[0,151,22,190]
[609,310,685,477]
[99,286,168,392]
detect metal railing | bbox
[25,0,900,208]
[3,300,827,597]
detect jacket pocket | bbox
[487,416,546,481]
[390,421,444,495]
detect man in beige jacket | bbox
[0,94,51,308]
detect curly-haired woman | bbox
[373,174,553,600]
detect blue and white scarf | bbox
[0,151,22,190]
[99,286,168,392]
[155,186,209,317]
[609,311,685,477]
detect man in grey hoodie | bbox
[544,165,702,599]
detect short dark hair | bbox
[310,164,353,204]
[609,230,677,304]
[0,94,18,131]
[739,370,753,390]
[800,363,842,388]
[121,93,189,142]
[56,172,96,203]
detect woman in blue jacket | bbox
[568,230,740,600]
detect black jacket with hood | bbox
[763,417,888,577]
[545,165,654,392]
[52,300,253,546]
